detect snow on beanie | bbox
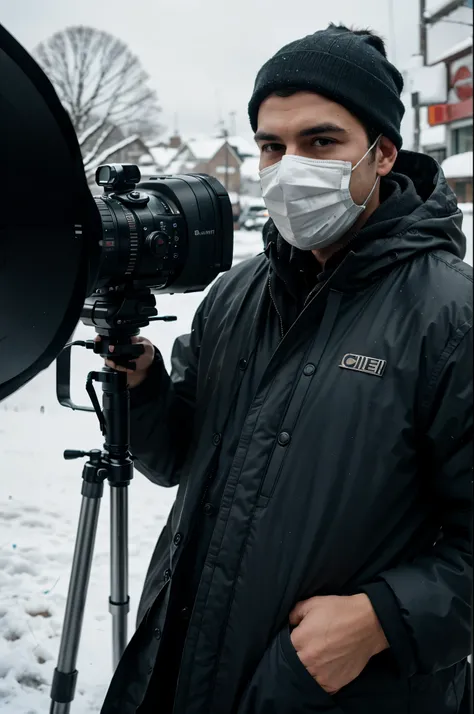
[248,24,405,150]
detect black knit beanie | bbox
[248,25,405,149]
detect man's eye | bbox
[261,143,284,154]
[312,138,335,147]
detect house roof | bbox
[430,36,473,65]
[166,156,198,174]
[424,0,471,22]
[227,135,259,159]
[441,151,473,178]
[187,139,225,161]
[148,146,180,169]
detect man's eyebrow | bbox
[254,123,347,143]
[299,123,347,137]
[254,130,281,142]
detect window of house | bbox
[456,180,473,203]
[427,148,447,165]
[452,125,473,154]
[449,179,473,203]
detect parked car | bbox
[239,201,269,231]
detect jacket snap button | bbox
[239,358,248,370]
[212,433,221,446]
[163,568,172,582]
[303,363,315,376]
[203,502,215,516]
[173,532,182,546]
[154,627,162,640]
[278,431,291,446]
[180,606,191,621]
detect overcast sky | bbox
[0,0,468,141]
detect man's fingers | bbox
[105,360,126,372]
[289,602,306,626]
[290,596,322,626]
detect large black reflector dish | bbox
[0,24,100,402]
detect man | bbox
[101,24,472,714]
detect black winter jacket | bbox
[101,151,473,714]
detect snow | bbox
[147,146,179,171]
[424,0,457,18]
[187,139,223,161]
[424,0,473,20]
[166,157,197,175]
[240,157,260,182]
[441,151,473,178]
[430,36,473,65]
[421,123,447,149]
[227,136,259,159]
[83,135,140,178]
[0,231,264,714]
[77,119,108,148]
[413,63,448,105]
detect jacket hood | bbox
[264,150,466,292]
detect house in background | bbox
[426,36,473,163]
[441,150,473,203]
[400,0,472,177]
[166,139,242,194]
[134,132,262,224]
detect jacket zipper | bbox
[303,281,325,308]
[268,275,285,339]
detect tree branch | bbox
[33,25,162,145]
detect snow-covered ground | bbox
[0,212,471,714]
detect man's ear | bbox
[377,137,398,177]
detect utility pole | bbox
[419,0,427,65]
[412,91,421,153]
[388,0,397,64]
[412,0,427,153]
[222,126,229,191]
[229,111,237,137]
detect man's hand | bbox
[98,336,155,389]
[289,594,389,695]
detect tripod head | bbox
[56,285,176,418]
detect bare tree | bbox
[34,26,162,170]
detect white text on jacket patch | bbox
[339,353,387,377]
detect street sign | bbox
[453,65,473,101]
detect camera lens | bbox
[93,170,234,294]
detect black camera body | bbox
[93,164,234,294]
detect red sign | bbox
[452,65,473,101]
[428,98,473,126]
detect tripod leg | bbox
[109,483,130,670]
[50,478,104,714]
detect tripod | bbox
[50,286,175,713]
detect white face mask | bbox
[259,135,381,251]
